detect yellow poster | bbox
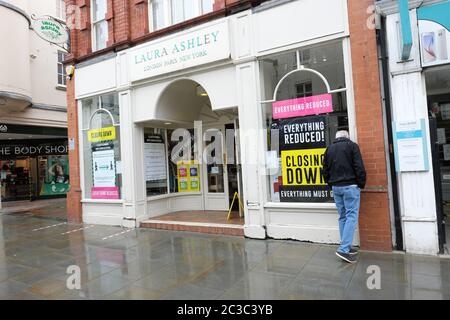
[177,160,200,192]
[281,148,326,186]
[88,126,116,143]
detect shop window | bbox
[81,93,121,200]
[38,155,70,196]
[91,0,108,51]
[56,0,66,20]
[148,0,214,32]
[144,128,168,196]
[260,40,349,204]
[57,51,67,87]
[167,128,197,194]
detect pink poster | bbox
[91,187,120,200]
[272,93,333,119]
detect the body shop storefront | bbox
[74,0,365,245]
[0,135,69,201]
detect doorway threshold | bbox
[140,210,244,236]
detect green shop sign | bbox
[32,17,69,45]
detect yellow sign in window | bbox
[88,126,116,143]
[281,148,326,186]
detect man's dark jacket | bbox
[323,137,366,189]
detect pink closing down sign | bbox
[91,187,120,200]
[272,93,333,119]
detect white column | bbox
[236,61,266,239]
[118,90,146,228]
[386,12,439,255]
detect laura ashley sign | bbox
[129,22,230,81]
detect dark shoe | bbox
[349,248,359,255]
[336,251,357,263]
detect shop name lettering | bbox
[0,145,67,156]
[39,21,63,38]
[134,31,220,70]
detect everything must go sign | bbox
[129,21,230,81]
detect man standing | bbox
[323,130,366,263]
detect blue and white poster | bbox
[393,119,429,172]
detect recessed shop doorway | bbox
[425,65,450,253]
[141,79,244,232]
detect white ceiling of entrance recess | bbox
[425,65,450,95]
[154,79,236,125]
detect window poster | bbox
[144,134,167,181]
[278,115,333,202]
[40,155,70,196]
[177,160,200,192]
[393,119,429,172]
[91,143,119,199]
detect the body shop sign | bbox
[129,22,230,81]
[33,17,69,45]
[0,141,68,159]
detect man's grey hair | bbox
[336,130,350,139]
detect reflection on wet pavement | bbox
[0,212,449,300]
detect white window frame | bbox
[56,0,66,20]
[148,0,214,32]
[57,51,67,87]
[91,0,109,51]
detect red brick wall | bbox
[66,0,264,62]
[348,0,392,251]
[66,70,82,224]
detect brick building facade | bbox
[65,0,394,252]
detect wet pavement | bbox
[0,211,449,300]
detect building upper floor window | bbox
[57,51,67,87]
[91,0,108,51]
[56,0,66,20]
[148,0,214,32]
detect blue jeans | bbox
[332,185,361,254]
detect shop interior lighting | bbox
[196,85,208,97]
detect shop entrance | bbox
[141,80,244,234]
[425,65,450,252]
[202,121,241,212]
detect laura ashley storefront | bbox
[73,0,360,244]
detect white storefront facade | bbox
[377,0,450,255]
[73,0,361,245]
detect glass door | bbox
[202,125,229,211]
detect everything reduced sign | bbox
[278,116,333,202]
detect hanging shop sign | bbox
[88,126,116,143]
[144,134,167,182]
[393,119,430,172]
[31,15,70,51]
[177,160,200,192]
[398,0,413,61]
[418,1,450,67]
[0,141,68,159]
[278,115,333,203]
[129,21,230,81]
[273,94,333,120]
